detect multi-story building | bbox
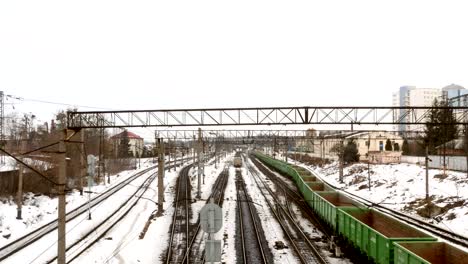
[444,84,468,107]
[393,86,442,132]
[393,84,467,133]
[111,130,144,157]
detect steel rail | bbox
[182,166,230,264]
[250,157,331,239]
[245,159,309,263]
[236,170,269,264]
[0,166,155,261]
[47,170,158,263]
[165,165,192,264]
[0,158,188,262]
[236,174,247,263]
[246,156,329,264]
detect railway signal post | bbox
[200,198,222,263]
[87,154,97,220]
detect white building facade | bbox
[392,86,441,132]
[315,131,404,162]
[111,131,144,157]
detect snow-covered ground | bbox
[245,156,352,264]
[0,158,156,249]
[0,156,52,172]
[290,157,468,239]
[0,151,374,263]
[78,155,232,263]
[0,156,17,172]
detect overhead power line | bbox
[6,94,116,111]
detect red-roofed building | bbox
[111,130,144,157]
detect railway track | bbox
[0,158,188,263]
[235,169,270,264]
[245,156,329,264]
[47,168,160,263]
[165,165,192,264]
[250,156,331,239]
[185,166,230,264]
[164,157,229,264]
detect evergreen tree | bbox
[402,139,410,155]
[385,139,393,151]
[118,130,132,158]
[401,139,410,155]
[423,99,458,154]
[343,140,360,163]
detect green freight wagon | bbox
[291,165,313,176]
[308,181,333,192]
[394,241,468,264]
[338,208,437,264]
[255,153,293,178]
[313,191,360,230]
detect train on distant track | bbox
[233,156,242,168]
[254,152,468,264]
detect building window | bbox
[379,141,384,151]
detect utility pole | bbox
[16,133,26,219]
[273,137,277,160]
[367,134,371,191]
[58,129,67,264]
[193,135,196,165]
[157,138,165,215]
[174,136,177,169]
[0,91,4,164]
[214,137,218,169]
[465,124,468,178]
[425,145,430,201]
[79,130,84,195]
[197,128,202,199]
[465,97,468,178]
[339,139,344,183]
[167,138,171,172]
[202,141,206,184]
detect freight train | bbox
[254,152,468,264]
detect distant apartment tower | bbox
[393,84,467,133]
[392,86,441,132]
[443,84,468,107]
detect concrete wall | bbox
[402,155,468,171]
[303,152,338,161]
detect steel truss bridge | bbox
[154,129,426,141]
[67,106,468,129]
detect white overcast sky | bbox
[1,1,468,140]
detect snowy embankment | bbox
[293,159,468,238]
